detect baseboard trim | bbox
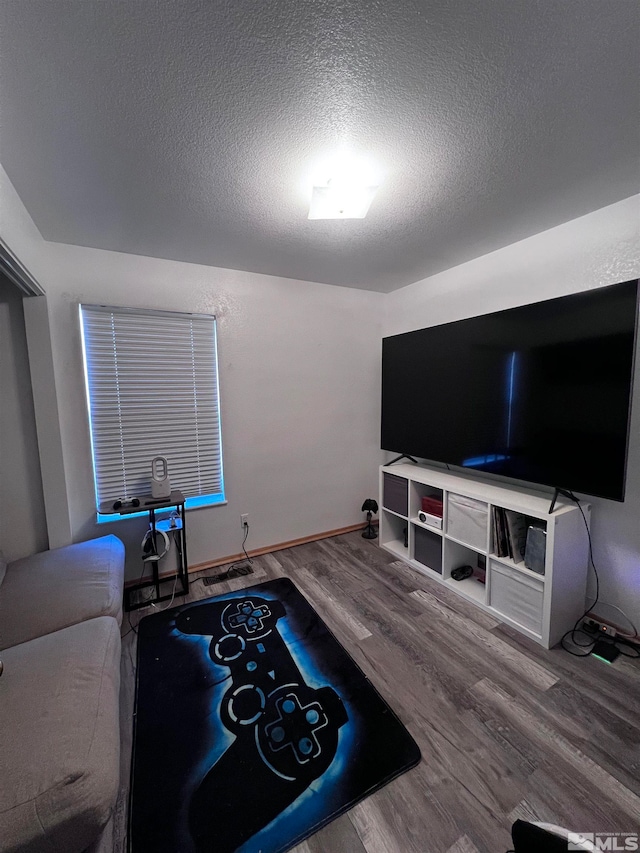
[124,521,377,587]
[188,521,377,573]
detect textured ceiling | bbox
[0,1,638,292]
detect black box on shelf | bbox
[383,472,408,516]
[414,525,443,574]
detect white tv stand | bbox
[379,463,590,648]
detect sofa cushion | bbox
[0,616,121,853]
[0,535,124,651]
[0,551,6,587]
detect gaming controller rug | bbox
[129,577,421,853]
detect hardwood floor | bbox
[111,532,640,853]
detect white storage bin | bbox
[489,561,544,635]
[447,493,488,550]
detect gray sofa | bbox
[0,535,125,853]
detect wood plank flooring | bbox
[110,532,640,853]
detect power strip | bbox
[583,618,617,639]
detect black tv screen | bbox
[381,280,639,501]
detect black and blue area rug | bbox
[129,578,421,853]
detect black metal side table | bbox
[102,490,189,611]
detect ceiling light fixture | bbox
[307,152,383,220]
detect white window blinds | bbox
[80,304,224,511]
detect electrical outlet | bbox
[241,513,249,529]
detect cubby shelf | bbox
[379,463,590,649]
[445,576,486,605]
[383,538,410,561]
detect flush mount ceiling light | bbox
[307,152,383,220]
[308,182,379,220]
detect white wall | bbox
[385,195,640,628]
[33,241,384,580]
[0,276,48,561]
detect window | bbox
[80,304,225,518]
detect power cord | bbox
[612,638,640,659]
[560,491,602,657]
[202,522,254,586]
[122,527,186,636]
[558,493,640,660]
[152,571,180,612]
[123,558,148,638]
[147,525,188,612]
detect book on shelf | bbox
[493,506,511,558]
[504,510,528,564]
[491,507,501,556]
[524,525,546,574]
[491,506,498,554]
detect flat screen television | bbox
[381,280,639,502]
